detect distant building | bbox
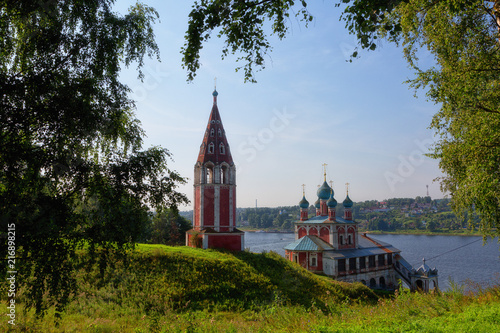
[185,89,244,251]
[284,172,438,291]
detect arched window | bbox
[206,165,214,183]
[218,128,222,136]
[221,165,228,184]
[310,254,317,267]
[208,143,214,154]
[379,277,386,288]
[210,128,215,136]
[339,235,344,245]
[219,143,225,154]
[348,234,352,245]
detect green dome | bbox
[212,89,218,97]
[299,195,309,209]
[317,181,331,200]
[327,191,337,208]
[314,198,320,209]
[343,194,353,208]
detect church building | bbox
[284,171,438,291]
[185,89,244,251]
[285,171,401,289]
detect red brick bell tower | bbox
[186,89,244,251]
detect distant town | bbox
[180,196,478,234]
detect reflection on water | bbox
[245,232,500,290]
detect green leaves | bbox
[396,0,500,237]
[0,0,187,316]
[182,0,312,82]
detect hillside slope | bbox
[71,245,376,314]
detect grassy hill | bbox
[2,245,499,332]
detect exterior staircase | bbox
[393,254,439,292]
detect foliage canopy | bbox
[0,0,188,316]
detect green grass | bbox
[2,245,499,332]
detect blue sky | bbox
[116,1,446,209]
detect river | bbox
[244,232,500,291]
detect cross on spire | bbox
[345,182,350,195]
[301,184,306,195]
[322,163,327,181]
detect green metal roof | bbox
[294,215,357,224]
[284,235,334,251]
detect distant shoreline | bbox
[239,227,485,237]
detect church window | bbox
[378,255,385,267]
[339,235,344,245]
[379,277,386,288]
[219,143,225,154]
[349,257,356,271]
[338,259,346,272]
[369,278,376,288]
[359,257,366,269]
[348,234,352,245]
[310,254,317,267]
[221,165,228,184]
[206,166,214,184]
[210,128,215,137]
[208,143,214,154]
[369,256,376,268]
[218,128,222,136]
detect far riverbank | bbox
[239,227,485,237]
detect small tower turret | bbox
[327,186,337,221]
[343,182,353,221]
[299,184,309,221]
[316,164,331,216]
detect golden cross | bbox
[345,182,350,195]
[322,163,327,181]
[301,184,306,195]
[214,77,217,90]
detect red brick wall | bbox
[232,187,236,228]
[320,227,329,243]
[203,187,214,227]
[220,187,230,230]
[207,234,242,251]
[194,187,200,228]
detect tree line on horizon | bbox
[178,196,468,233]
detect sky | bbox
[115,1,447,210]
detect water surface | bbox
[245,232,500,290]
